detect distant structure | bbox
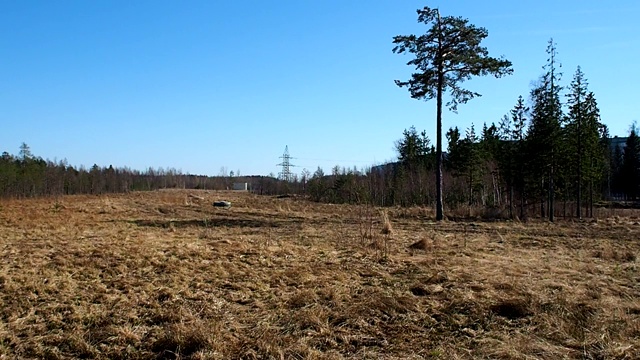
[232,182,248,191]
[610,136,628,151]
[277,145,296,181]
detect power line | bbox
[294,157,375,164]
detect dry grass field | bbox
[1,190,639,359]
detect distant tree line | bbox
[0,143,287,198]
[3,111,637,220]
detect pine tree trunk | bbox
[435,12,444,221]
[435,78,444,221]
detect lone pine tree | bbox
[393,6,512,220]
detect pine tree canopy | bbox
[392,7,513,111]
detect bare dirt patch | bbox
[1,190,639,359]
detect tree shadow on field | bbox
[132,217,278,229]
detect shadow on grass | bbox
[132,217,277,229]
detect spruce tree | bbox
[526,39,563,221]
[479,122,501,206]
[464,124,482,205]
[565,66,589,218]
[497,114,515,217]
[395,126,431,168]
[611,142,624,197]
[622,126,640,200]
[511,96,528,219]
[497,97,529,219]
[583,92,605,215]
[559,89,605,216]
[599,124,612,200]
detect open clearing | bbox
[1,190,639,359]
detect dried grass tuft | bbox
[380,210,393,236]
[409,238,431,251]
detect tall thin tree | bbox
[526,39,562,222]
[393,6,512,220]
[583,91,605,216]
[566,66,588,219]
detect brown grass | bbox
[1,189,639,359]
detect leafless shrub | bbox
[357,204,376,245]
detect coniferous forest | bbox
[302,37,640,219]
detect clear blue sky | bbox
[1,1,638,176]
